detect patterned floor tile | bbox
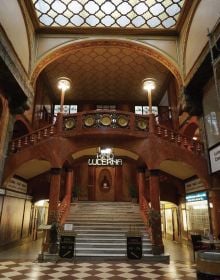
[0,260,198,280]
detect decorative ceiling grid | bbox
[32,0,185,29]
[43,46,169,103]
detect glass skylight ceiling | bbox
[32,0,185,29]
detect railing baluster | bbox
[17,139,22,150]
[30,134,35,144]
[24,136,28,145]
[164,129,168,138]
[49,126,54,135]
[177,134,181,145]
[11,141,15,153]
[157,126,162,136]
[183,137,188,147]
[43,128,48,137]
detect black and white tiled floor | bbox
[0,260,197,279]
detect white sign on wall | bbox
[185,178,206,194]
[209,144,220,173]
[4,177,27,193]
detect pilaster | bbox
[48,168,62,224]
[149,169,164,255]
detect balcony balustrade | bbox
[9,110,203,155]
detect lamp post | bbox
[57,77,71,113]
[142,78,156,114]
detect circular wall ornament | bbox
[84,115,95,127]
[137,119,148,130]
[100,115,112,126]
[117,115,128,127]
[64,118,75,129]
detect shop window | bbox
[186,200,210,234]
[135,106,158,115]
[54,105,77,115]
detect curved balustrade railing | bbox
[155,125,204,154]
[10,124,56,153]
[9,111,204,156]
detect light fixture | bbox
[57,77,71,113]
[100,148,112,155]
[142,78,156,114]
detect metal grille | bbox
[33,0,185,29]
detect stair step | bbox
[64,202,153,259]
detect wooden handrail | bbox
[58,196,70,225]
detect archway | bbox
[71,147,142,202]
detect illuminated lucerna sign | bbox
[185,191,207,202]
[88,148,123,166]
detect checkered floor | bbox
[0,260,197,279]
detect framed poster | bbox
[209,143,220,173]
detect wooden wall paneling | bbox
[0,196,4,225]
[21,200,32,238]
[0,196,25,246]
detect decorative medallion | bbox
[117,115,128,127]
[100,115,112,126]
[84,115,95,127]
[64,118,75,129]
[137,119,148,130]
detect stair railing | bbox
[57,195,70,225]
[155,124,204,155]
[140,197,151,238]
[10,123,56,153]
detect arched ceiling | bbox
[41,44,171,105]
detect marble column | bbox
[138,167,146,210]
[48,168,62,224]
[65,168,74,203]
[149,169,164,255]
[210,189,220,238]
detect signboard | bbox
[6,190,30,200]
[185,178,206,193]
[88,152,123,166]
[186,191,207,202]
[64,224,74,231]
[0,188,5,195]
[59,235,75,259]
[209,144,220,173]
[4,177,27,193]
[127,236,142,259]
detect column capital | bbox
[50,168,62,175]
[137,167,146,173]
[149,169,160,176]
[65,167,73,172]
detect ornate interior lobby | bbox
[0,0,220,279]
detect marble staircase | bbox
[64,202,166,260]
